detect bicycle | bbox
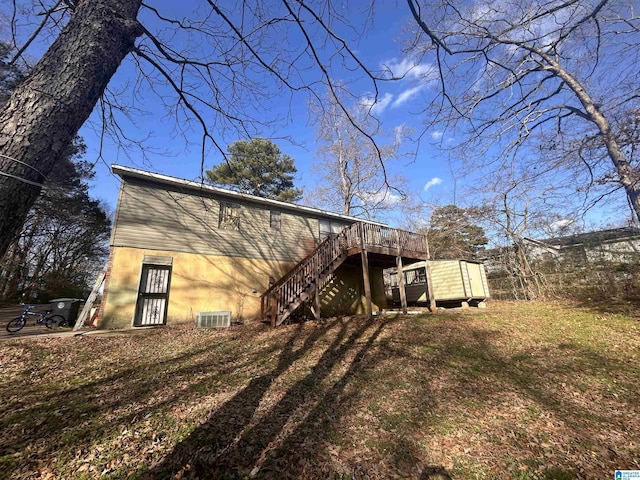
[5,303,68,333]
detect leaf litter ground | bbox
[0,300,638,479]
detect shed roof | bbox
[112,164,386,226]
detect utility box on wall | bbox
[195,311,232,328]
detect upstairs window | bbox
[319,219,348,239]
[270,210,281,230]
[219,202,241,230]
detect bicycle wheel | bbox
[6,317,26,333]
[45,315,67,329]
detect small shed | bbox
[389,260,490,307]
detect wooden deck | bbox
[261,222,430,326]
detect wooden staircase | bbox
[261,222,428,326]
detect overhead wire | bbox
[0,153,61,192]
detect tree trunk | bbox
[0,0,143,259]
[512,240,539,300]
[0,239,21,300]
[539,53,640,223]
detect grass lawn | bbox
[0,300,638,479]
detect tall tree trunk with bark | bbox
[0,0,143,259]
[539,52,640,223]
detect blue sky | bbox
[75,1,452,221]
[3,0,632,235]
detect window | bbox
[404,268,427,285]
[270,210,281,230]
[319,219,348,239]
[219,202,240,230]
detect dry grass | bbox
[1,300,639,479]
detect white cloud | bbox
[423,177,443,191]
[550,219,574,231]
[374,57,437,110]
[430,130,443,140]
[382,58,437,82]
[359,58,437,116]
[360,92,394,114]
[393,124,409,145]
[359,188,403,207]
[392,84,428,108]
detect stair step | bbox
[265,235,353,326]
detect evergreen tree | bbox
[207,138,303,203]
[426,205,488,260]
[0,135,111,301]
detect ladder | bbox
[73,271,106,330]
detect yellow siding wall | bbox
[318,263,386,316]
[430,261,467,299]
[101,247,386,328]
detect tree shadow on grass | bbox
[395,315,640,477]
[254,318,453,480]
[143,315,454,479]
[143,316,368,478]
[573,295,640,318]
[0,325,306,474]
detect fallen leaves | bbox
[0,301,639,478]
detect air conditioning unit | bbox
[195,311,232,328]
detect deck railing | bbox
[360,223,428,253]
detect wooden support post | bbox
[359,223,373,318]
[425,261,436,312]
[270,295,277,327]
[396,256,408,314]
[314,271,321,322]
[394,230,407,314]
[422,232,437,313]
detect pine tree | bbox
[426,205,488,260]
[207,138,303,203]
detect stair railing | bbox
[260,223,357,325]
[260,222,429,325]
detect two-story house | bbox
[99,165,430,328]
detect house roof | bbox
[112,164,387,226]
[479,227,640,261]
[526,226,640,248]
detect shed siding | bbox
[431,261,467,299]
[466,262,489,298]
[460,261,471,297]
[112,178,320,262]
[480,264,490,297]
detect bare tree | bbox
[475,164,579,299]
[307,88,409,219]
[406,0,640,222]
[0,0,386,259]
